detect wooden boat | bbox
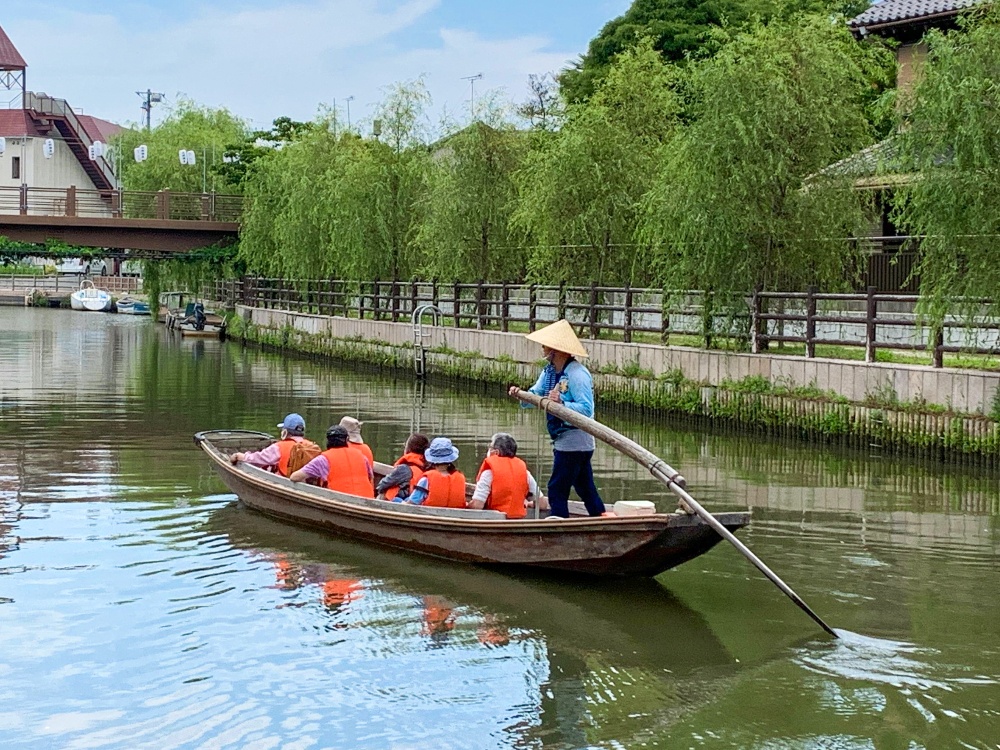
[69,280,112,312]
[115,296,151,315]
[165,300,227,339]
[194,429,750,577]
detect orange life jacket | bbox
[321,447,374,498]
[353,441,374,467]
[275,437,299,477]
[384,452,426,501]
[477,455,530,519]
[423,469,467,508]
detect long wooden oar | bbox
[512,388,838,639]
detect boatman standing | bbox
[508,319,607,519]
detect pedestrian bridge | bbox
[0,186,242,256]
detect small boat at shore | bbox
[70,280,112,312]
[115,296,151,315]
[194,429,749,577]
[166,300,226,339]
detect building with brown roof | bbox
[0,24,122,196]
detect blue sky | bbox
[2,0,630,132]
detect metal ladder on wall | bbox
[411,304,442,378]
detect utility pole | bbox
[461,73,483,122]
[136,89,164,130]
[346,95,355,131]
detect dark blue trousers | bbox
[547,450,606,518]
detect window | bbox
[11,156,19,180]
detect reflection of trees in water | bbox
[209,502,741,748]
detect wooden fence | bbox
[212,277,1000,368]
[0,186,242,222]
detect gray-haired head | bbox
[489,432,518,458]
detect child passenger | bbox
[405,437,467,508]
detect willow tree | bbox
[239,119,347,279]
[638,17,893,299]
[418,120,527,282]
[115,99,250,195]
[892,9,1000,323]
[512,41,679,286]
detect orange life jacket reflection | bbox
[273,554,302,590]
[322,578,363,609]
[275,438,298,477]
[422,596,456,636]
[476,455,530,519]
[321,447,374,498]
[384,452,426,501]
[423,469,467,508]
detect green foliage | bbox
[892,9,1000,326]
[214,116,315,189]
[239,81,433,281]
[638,17,891,300]
[513,41,679,285]
[418,122,527,281]
[114,99,250,194]
[560,0,873,103]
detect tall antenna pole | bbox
[345,95,355,130]
[461,73,483,122]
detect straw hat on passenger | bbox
[524,319,589,358]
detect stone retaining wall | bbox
[237,306,1000,415]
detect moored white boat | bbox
[69,280,112,312]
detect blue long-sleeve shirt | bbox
[525,359,597,452]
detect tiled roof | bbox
[77,114,123,144]
[0,110,47,137]
[849,0,981,29]
[0,25,26,70]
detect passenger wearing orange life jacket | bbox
[406,437,466,508]
[377,433,429,502]
[469,433,544,519]
[230,413,307,477]
[339,416,374,466]
[290,425,374,498]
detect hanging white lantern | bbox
[43,138,55,158]
[0,137,6,155]
[179,149,188,165]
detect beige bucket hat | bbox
[339,416,364,443]
[524,319,589,358]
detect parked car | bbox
[57,258,108,276]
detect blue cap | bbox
[277,413,305,435]
[425,437,459,464]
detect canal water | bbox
[1,308,998,749]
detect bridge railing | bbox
[0,186,242,222]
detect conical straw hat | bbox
[524,319,589,358]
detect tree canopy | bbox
[560,0,872,103]
[637,17,891,297]
[892,8,1000,323]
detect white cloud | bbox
[4,0,577,133]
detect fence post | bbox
[933,326,944,368]
[66,186,76,217]
[156,189,170,220]
[475,279,485,329]
[528,284,537,332]
[702,290,714,350]
[558,281,566,321]
[410,280,418,318]
[589,281,599,340]
[453,281,461,328]
[501,282,510,332]
[624,284,633,343]
[661,290,670,345]
[865,285,877,363]
[750,284,762,354]
[19,184,27,215]
[806,285,817,359]
[391,279,400,323]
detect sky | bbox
[2,0,631,133]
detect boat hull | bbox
[70,290,112,311]
[196,430,749,577]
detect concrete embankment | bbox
[227,305,1000,463]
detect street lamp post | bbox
[346,95,355,131]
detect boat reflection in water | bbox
[208,502,739,747]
